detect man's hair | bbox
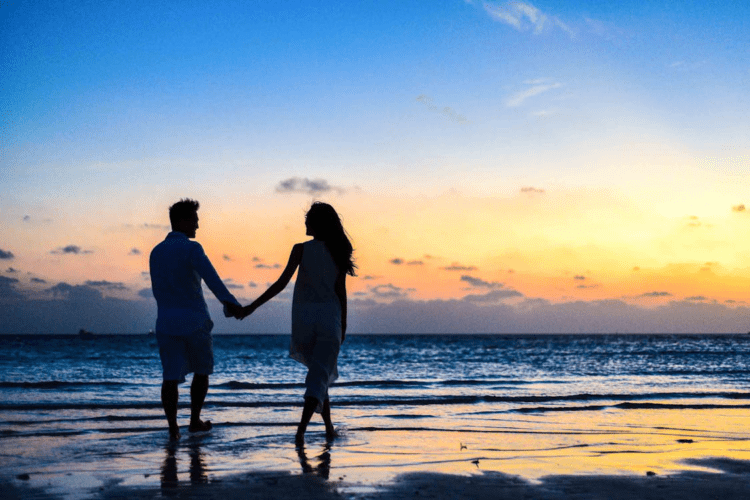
[169,198,200,228]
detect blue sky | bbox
[2,1,749,333]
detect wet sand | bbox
[4,405,750,499]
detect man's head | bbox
[169,198,200,238]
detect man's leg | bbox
[161,380,180,440]
[188,374,212,432]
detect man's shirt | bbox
[150,231,238,336]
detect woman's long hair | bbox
[306,202,356,276]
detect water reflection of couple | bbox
[150,200,356,443]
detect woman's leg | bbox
[296,396,318,444]
[322,398,336,439]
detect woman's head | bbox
[305,202,356,276]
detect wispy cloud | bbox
[639,291,673,297]
[463,288,524,302]
[51,245,93,255]
[85,280,128,291]
[223,278,244,290]
[390,258,404,265]
[732,204,746,212]
[128,248,141,256]
[506,79,563,108]
[370,283,414,299]
[31,277,47,284]
[223,254,232,261]
[479,1,575,37]
[460,275,503,288]
[520,186,545,195]
[276,177,344,195]
[415,95,468,123]
[6,267,18,273]
[255,263,281,269]
[0,249,14,260]
[442,263,478,271]
[407,260,424,266]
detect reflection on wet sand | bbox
[297,442,332,479]
[161,439,208,494]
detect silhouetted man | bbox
[150,198,242,440]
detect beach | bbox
[3,334,750,498]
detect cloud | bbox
[248,281,258,288]
[223,254,232,261]
[223,278,244,290]
[48,282,103,301]
[415,95,468,123]
[463,288,524,302]
[479,1,575,37]
[520,186,545,195]
[732,204,746,212]
[141,223,171,231]
[0,249,15,259]
[390,258,404,265]
[576,284,599,289]
[275,177,344,195]
[441,263,478,271]
[460,275,503,288]
[573,275,586,280]
[407,260,424,266]
[506,80,563,107]
[128,248,141,256]
[255,263,281,269]
[0,276,23,299]
[30,277,47,284]
[361,275,379,280]
[252,256,261,262]
[84,280,128,291]
[51,245,93,255]
[639,291,673,297]
[370,283,413,299]
[685,295,707,301]
[138,288,153,298]
[6,267,18,273]
[22,215,30,222]
[632,266,640,271]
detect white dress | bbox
[290,239,342,405]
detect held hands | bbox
[223,301,244,320]
[239,304,257,320]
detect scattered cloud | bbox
[0,249,14,260]
[463,288,524,302]
[390,258,404,265]
[275,177,344,195]
[415,95,468,123]
[573,275,586,280]
[369,283,414,299]
[223,254,232,261]
[128,248,141,256]
[361,275,379,280]
[252,256,261,262]
[732,204,746,212]
[441,263,478,271]
[506,79,563,108]
[639,291,673,297]
[520,186,545,195]
[22,215,30,222]
[6,267,18,273]
[685,295,707,301]
[51,245,92,255]
[460,275,503,288]
[255,263,281,269]
[30,277,47,284]
[223,278,244,290]
[576,284,599,289]
[84,280,128,291]
[248,281,258,288]
[478,1,575,37]
[407,260,424,266]
[633,266,641,271]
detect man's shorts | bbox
[156,326,214,383]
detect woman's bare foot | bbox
[325,426,338,442]
[188,419,212,433]
[295,430,305,446]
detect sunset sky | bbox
[2,0,749,333]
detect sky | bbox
[1,0,749,333]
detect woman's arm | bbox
[334,271,347,343]
[241,244,303,319]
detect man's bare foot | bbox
[188,419,212,433]
[295,430,305,446]
[168,427,181,441]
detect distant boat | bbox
[78,329,94,339]
[147,329,155,336]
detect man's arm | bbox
[190,243,241,314]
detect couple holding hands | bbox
[149,199,355,443]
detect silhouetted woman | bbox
[242,202,356,443]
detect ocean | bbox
[2,333,750,497]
